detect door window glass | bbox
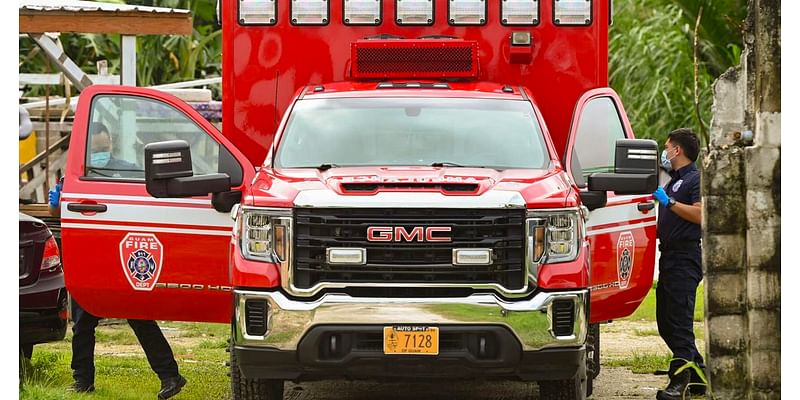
[572,96,626,181]
[84,95,221,180]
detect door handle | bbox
[67,203,108,213]
[637,202,655,212]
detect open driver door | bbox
[564,88,658,323]
[61,85,255,323]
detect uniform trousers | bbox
[656,246,705,376]
[70,299,179,384]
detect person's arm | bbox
[669,202,701,225]
[48,178,62,218]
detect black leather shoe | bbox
[158,375,187,399]
[66,382,95,393]
[656,370,691,400]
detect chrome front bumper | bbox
[234,289,587,352]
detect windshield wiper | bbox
[430,162,464,167]
[430,162,490,168]
[316,163,341,171]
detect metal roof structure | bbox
[19,0,193,35]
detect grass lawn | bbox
[19,322,231,400]
[623,282,704,322]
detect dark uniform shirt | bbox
[657,163,701,242]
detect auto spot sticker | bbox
[119,233,163,291]
[616,231,635,289]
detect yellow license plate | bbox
[383,326,439,355]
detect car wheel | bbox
[538,348,588,400]
[586,323,600,397]
[229,341,284,400]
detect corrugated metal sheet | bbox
[19,0,190,15]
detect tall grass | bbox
[609,0,715,146]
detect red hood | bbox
[245,166,577,208]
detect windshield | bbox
[274,97,550,169]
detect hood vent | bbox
[341,182,479,193]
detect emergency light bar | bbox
[502,0,539,25]
[554,0,592,26]
[351,39,479,79]
[238,0,276,25]
[396,0,434,25]
[344,0,382,25]
[448,0,486,25]
[291,0,329,25]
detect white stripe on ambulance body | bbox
[61,193,212,205]
[61,222,232,236]
[585,195,656,236]
[61,202,232,228]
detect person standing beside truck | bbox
[651,128,706,399]
[48,123,187,399]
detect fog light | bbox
[453,249,493,265]
[327,248,366,265]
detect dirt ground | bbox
[90,319,703,399]
[274,320,692,400]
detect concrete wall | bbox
[702,1,780,398]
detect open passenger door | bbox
[564,88,657,323]
[61,85,254,323]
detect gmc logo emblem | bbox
[367,226,452,242]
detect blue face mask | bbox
[660,149,673,171]
[91,152,111,167]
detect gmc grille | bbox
[293,208,525,290]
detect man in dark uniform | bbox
[49,123,186,399]
[652,128,705,399]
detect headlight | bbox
[239,208,291,262]
[526,210,582,265]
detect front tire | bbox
[230,342,284,400]
[538,348,588,400]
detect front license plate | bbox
[383,326,439,355]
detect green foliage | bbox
[610,0,746,147]
[19,0,221,97]
[606,352,673,374]
[20,322,231,400]
[623,284,704,322]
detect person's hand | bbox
[653,186,669,204]
[48,181,62,208]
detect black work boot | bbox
[656,370,691,400]
[688,366,707,395]
[66,381,95,393]
[158,375,187,399]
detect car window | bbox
[84,95,221,180]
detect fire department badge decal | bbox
[616,231,635,289]
[119,233,163,291]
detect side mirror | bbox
[588,139,659,195]
[144,140,231,198]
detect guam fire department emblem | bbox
[616,231,635,289]
[119,233,163,291]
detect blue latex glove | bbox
[653,186,669,204]
[48,180,62,208]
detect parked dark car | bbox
[19,212,67,359]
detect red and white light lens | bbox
[40,236,61,271]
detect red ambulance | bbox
[60,1,658,399]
